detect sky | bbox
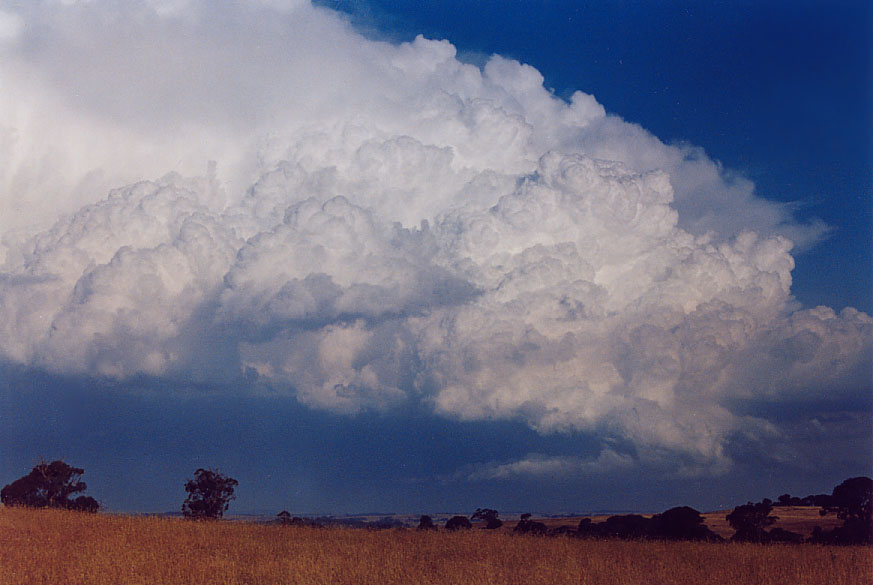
[0,0,870,516]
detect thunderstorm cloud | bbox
[0,1,869,478]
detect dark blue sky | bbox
[2,363,867,514]
[321,0,872,314]
[0,1,870,517]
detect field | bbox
[1,508,870,585]
[512,506,844,540]
[701,506,844,540]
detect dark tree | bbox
[577,517,596,537]
[182,468,237,520]
[766,527,803,543]
[575,508,719,541]
[811,493,834,507]
[471,508,503,529]
[600,514,653,539]
[70,495,100,513]
[726,500,778,542]
[514,513,548,535]
[417,515,437,530]
[277,510,292,525]
[815,476,873,544]
[1,460,98,512]
[822,477,873,523]
[775,493,807,507]
[653,506,720,541]
[444,515,472,531]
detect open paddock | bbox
[0,508,869,585]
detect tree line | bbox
[2,460,870,544]
[0,463,235,521]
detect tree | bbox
[182,468,237,519]
[600,514,652,539]
[815,476,873,544]
[577,517,596,537]
[444,515,472,531]
[822,477,872,523]
[726,500,777,542]
[70,495,100,513]
[471,508,503,529]
[653,506,720,541]
[514,513,548,535]
[1,460,98,512]
[417,515,437,530]
[766,527,803,543]
[277,510,292,525]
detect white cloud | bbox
[0,10,23,43]
[467,451,636,481]
[0,0,868,475]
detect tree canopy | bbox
[576,507,720,541]
[471,508,503,529]
[182,468,238,520]
[814,476,873,544]
[444,516,472,531]
[1,460,99,512]
[825,477,872,523]
[726,500,778,542]
[514,513,548,535]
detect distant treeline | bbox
[273,481,873,545]
[2,460,871,545]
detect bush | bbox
[653,506,721,541]
[471,508,503,529]
[514,513,548,535]
[726,500,777,542]
[445,516,472,531]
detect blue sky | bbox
[0,1,870,516]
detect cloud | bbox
[0,0,869,476]
[467,451,635,481]
[0,9,22,43]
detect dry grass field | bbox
[520,506,844,540]
[1,507,870,585]
[702,506,845,540]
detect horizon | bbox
[0,0,870,516]
[21,461,861,519]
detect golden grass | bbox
[1,507,870,585]
[506,506,844,539]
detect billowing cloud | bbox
[0,0,868,476]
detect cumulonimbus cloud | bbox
[0,0,868,474]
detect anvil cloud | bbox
[0,0,869,481]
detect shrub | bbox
[445,516,472,531]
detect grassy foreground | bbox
[1,508,870,585]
